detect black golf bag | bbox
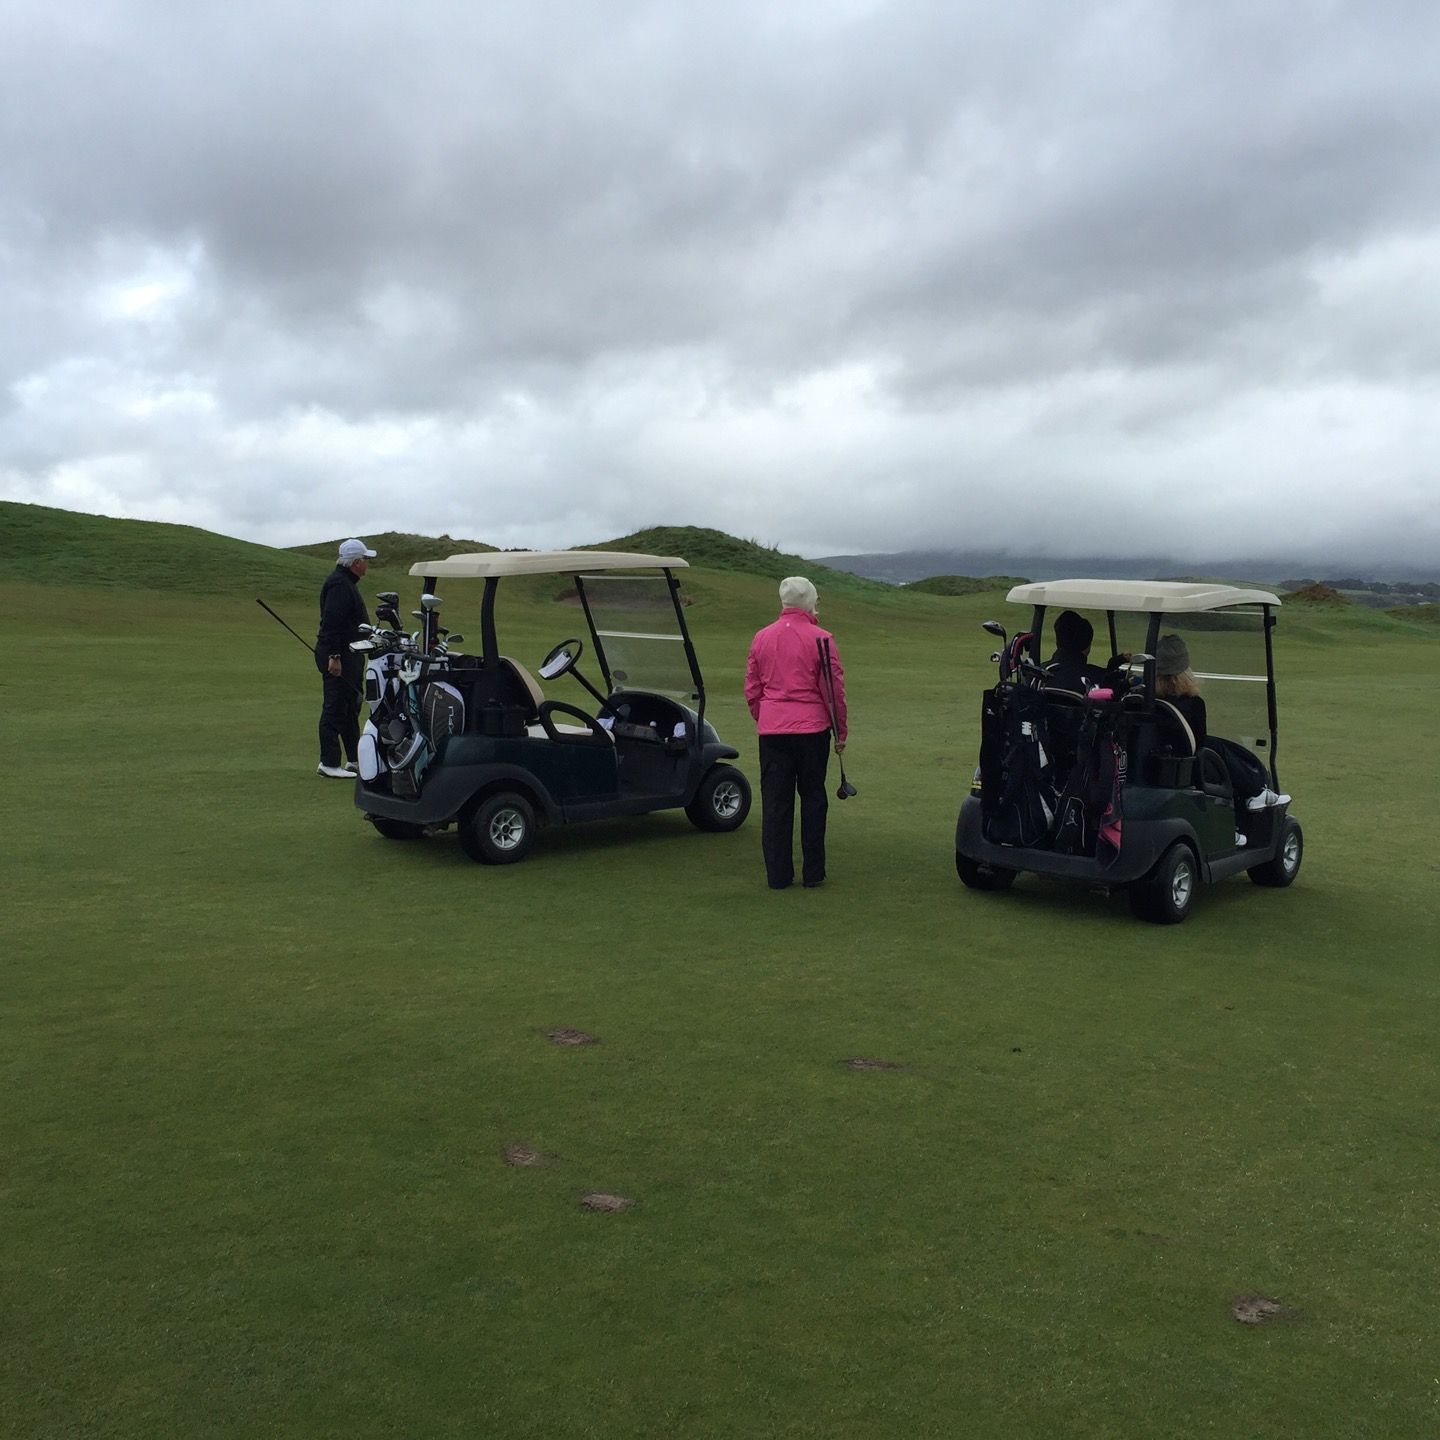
[1050,709,1127,859]
[979,685,1057,847]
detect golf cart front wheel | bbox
[686,765,752,832]
[1249,815,1303,888]
[956,853,1017,891]
[1129,842,1197,924]
[460,791,536,865]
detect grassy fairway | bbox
[4,529,1439,1438]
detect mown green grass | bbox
[4,529,1439,1438]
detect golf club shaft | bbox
[818,637,848,782]
[259,596,366,701]
[256,597,313,651]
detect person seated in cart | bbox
[1153,635,1289,812]
[1045,610,1132,695]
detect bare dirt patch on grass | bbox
[840,1057,906,1070]
[503,1143,558,1167]
[1231,1294,1297,1325]
[547,1028,599,1046]
[579,1192,635,1212]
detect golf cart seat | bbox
[1142,698,1211,790]
[500,657,545,712]
[441,654,543,736]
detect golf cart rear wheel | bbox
[370,816,426,841]
[955,853,1017,891]
[1249,815,1303,888]
[460,791,536,865]
[686,765,752,832]
[1129,842,1197,924]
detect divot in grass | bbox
[503,1143,558,1167]
[547,1028,599,1046]
[579,1192,635,1212]
[840,1057,906,1071]
[1231,1294,1295,1325]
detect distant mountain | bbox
[818,548,1440,587]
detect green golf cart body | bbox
[955,580,1303,923]
[357,550,751,863]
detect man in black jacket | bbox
[314,538,375,778]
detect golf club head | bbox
[420,593,442,611]
[836,778,857,800]
[982,620,1007,640]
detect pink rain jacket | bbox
[744,608,847,742]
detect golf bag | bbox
[359,651,457,798]
[980,686,1057,847]
[1050,710,1128,859]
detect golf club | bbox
[258,596,366,702]
[256,597,312,651]
[817,635,856,799]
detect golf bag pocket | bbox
[422,681,466,748]
[358,723,384,782]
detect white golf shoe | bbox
[1246,787,1291,810]
[316,763,353,779]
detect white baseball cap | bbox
[338,538,377,563]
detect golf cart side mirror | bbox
[982,620,1007,640]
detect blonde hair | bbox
[1157,668,1201,698]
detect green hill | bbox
[582,525,893,596]
[289,531,496,571]
[905,574,1030,596]
[0,500,321,595]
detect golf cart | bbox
[352,550,751,863]
[955,580,1303,923]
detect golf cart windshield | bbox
[1112,606,1275,757]
[577,572,699,700]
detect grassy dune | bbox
[4,505,1438,1438]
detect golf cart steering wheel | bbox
[539,638,584,681]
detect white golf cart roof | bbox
[1006,579,1281,612]
[409,550,689,579]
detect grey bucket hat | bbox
[1155,634,1191,676]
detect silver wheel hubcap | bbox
[1170,858,1194,910]
[1282,831,1300,872]
[489,808,525,850]
[712,780,742,818]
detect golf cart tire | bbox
[686,765,752,833]
[955,852,1017,891]
[460,791,537,865]
[1248,815,1303,888]
[370,816,426,841]
[1128,842,1197,925]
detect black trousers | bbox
[759,730,830,887]
[1207,736,1271,801]
[317,652,363,766]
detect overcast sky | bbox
[2,0,1438,566]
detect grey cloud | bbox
[2,0,1438,566]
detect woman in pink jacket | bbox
[744,577,847,889]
